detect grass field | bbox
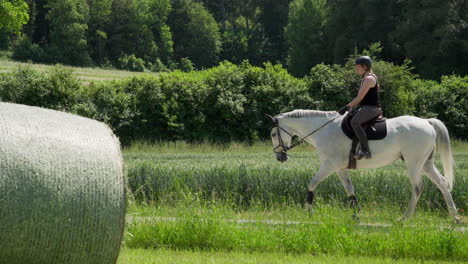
[120,140,467,263]
[0,56,145,84]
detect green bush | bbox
[148,58,170,72]
[242,61,315,141]
[116,54,146,72]
[372,59,416,117]
[11,35,45,62]
[305,63,351,110]
[413,76,468,138]
[179,58,195,72]
[0,65,79,111]
[0,60,466,142]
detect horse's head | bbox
[266,114,292,163]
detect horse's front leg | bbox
[306,162,335,210]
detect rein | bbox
[272,114,341,153]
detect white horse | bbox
[268,109,460,221]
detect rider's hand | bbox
[338,105,349,115]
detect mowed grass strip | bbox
[118,248,467,264]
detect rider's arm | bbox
[347,76,376,108]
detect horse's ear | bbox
[265,114,276,124]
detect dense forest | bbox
[1,0,467,79]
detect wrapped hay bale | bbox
[0,103,126,264]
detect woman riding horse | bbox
[338,56,382,160]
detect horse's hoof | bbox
[397,216,409,222]
[453,215,463,224]
[352,213,360,222]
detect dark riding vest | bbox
[360,73,381,107]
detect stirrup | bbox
[354,145,372,160]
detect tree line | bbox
[1,0,467,79]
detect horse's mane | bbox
[279,109,338,119]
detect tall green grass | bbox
[124,200,467,261]
[124,141,467,211]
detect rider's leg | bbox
[350,106,381,158]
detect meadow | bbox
[0,55,144,84]
[119,141,467,263]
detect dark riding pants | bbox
[350,105,382,152]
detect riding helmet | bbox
[355,56,372,68]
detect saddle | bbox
[341,109,387,169]
[341,109,387,140]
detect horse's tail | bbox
[427,118,454,191]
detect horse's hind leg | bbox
[401,157,425,220]
[337,170,359,209]
[423,153,459,219]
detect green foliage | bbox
[0,28,12,49]
[219,20,249,64]
[413,75,468,138]
[0,65,80,111]
[129,0,159,63]
[157,24,174,64]
[392,0,467,78]
[257,0,290,65]
[0,0,29,34]
[179,58,194,72]
[305,63,351,110]
[285,0,327,77]
[437,76,468,137]
[106,0,134,60]
[100,0,175,67]
[325,0,401,65]
[45,0,92,66]
[116,54,146,72]
[148,58,170,72]
[169,0,221,68]
[0,58,466,141]
[241,61,314,140]
[146,0,173,64]
[2,0,468,79]
[11,34,45,62]
[87,0,112,64]
[371,59,416,117]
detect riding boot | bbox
[351,124,372,159]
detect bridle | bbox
[271,122,294,154]
[270,115,341,154]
